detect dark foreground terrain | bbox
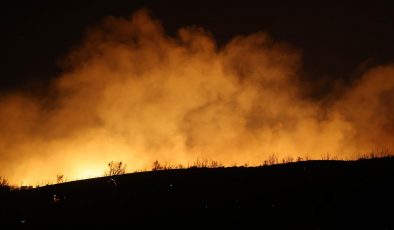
[1,158,394,228]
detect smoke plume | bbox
[0,10,393,184]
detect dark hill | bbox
[1,158,394,228]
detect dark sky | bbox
[1,0,394,94]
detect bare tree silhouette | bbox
[104,161,126,176]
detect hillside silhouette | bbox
[1,158,394,228]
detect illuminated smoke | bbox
[0,10,393,184]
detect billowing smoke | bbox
[0,10,393,184]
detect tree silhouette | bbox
[104,161,126,176]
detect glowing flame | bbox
[0,10,393,184]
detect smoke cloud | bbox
[0,10,393,184]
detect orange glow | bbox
[0,10,393,185]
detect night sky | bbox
[2,0,394,94]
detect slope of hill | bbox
[1,158,393,228]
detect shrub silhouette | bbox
[358,149,393,160]
[189,158,223,168]
[151,159,223,171]
[56,174,65,184]
[0,177,8,186]
[152,160,162,171]
[104,161,126,176]
[263,154,279,166]
[0,176,10,193]
[282,156,294,164]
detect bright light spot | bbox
[73,167,102,180]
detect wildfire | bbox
[0,10,393,185]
